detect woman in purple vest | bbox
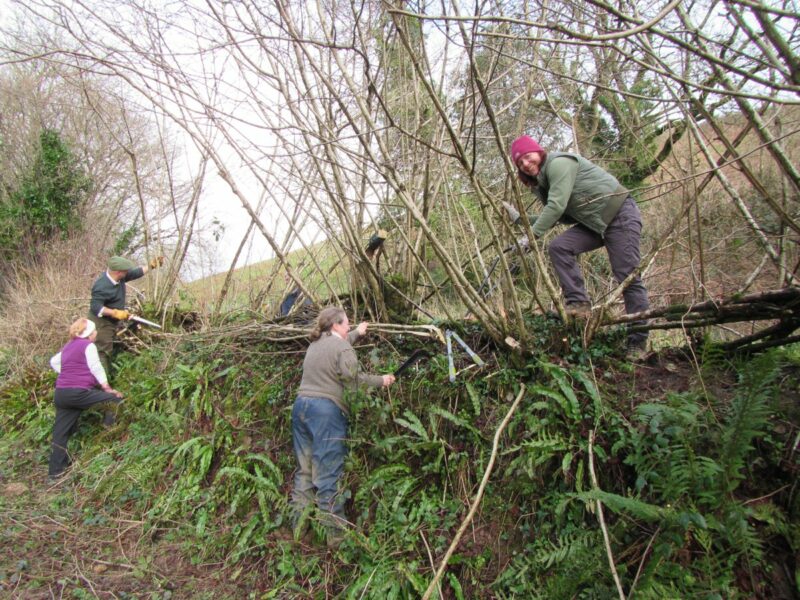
[48,318,123,482]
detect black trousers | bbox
[48,387,122,477]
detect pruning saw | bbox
[130,315,162,329]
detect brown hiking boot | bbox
[323,513,350,550]
[565,302,592,318]
[326,529,345,550]
[625,340,649,363]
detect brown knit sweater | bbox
[296,330,384,415]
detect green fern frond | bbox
[355,463,414,507]
[577,489,666,521]
[573,369,602,422]
[465,382,482,417]
[533,528,598,569]
[429,405,482,438]
[503,431,569,478]
[394,409,430,441]
[537,361,583,419]
[530,384,575,422]
[718,352,779,494]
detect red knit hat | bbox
[510,135,544,165]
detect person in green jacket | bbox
[290,306,396,547]
[506,135,649,356]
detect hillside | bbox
[185,239,348,316]
[2,1,799,596]
[2,318,798,598]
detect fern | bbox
[173,435,214,485]
[718,352,779,495]
[429,404,482,439]
[539,361,582,420]
[750,501,797,552]
[447,572,466,600]
[394,409,429,441]
[354,463,414,507]
[625,395,722,505]
[465,381,482,417]
[573,369,602,424]
[503,431,569,478]
[576,489,666,521]
[493,528,607,598]
[534,528,597,568]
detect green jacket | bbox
[529,152,628,237]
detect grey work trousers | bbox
[548,196,649,344]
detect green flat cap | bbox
[108,256,136,271]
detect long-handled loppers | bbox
[446,329,484,382]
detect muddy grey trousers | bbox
[548,196,649,345]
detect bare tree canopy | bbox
[1,0,798,348]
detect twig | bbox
[628,526,659,598]
[357,568,378,600]
[73,556,100,599]
[40,515,74,533]
[588,430,626,600]
[91,558,135,570]
[419,531,444,600]
[422,385,526,600]
[743,484,790,505]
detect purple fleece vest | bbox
[56,338,99,389]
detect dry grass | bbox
[639,107,800,304]
[0,232,150,379]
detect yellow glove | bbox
[109,309,130,321]
[148,256,165,269]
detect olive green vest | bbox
[534,152,628,235]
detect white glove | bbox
[517,235,530,250]
[502,201,521,223]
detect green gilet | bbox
[532,152,628,236]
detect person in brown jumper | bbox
[290,306,395,547]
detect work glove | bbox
[502,201,521,223]
[517,235,530,250]
[148,256,165,269]
[109,309,130,321]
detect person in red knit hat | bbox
[505,135,650,358]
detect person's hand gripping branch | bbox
[355,321,395,386]
[502,201,521,224]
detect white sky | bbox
[0,0,469,283]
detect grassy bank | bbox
[1,319,798,598]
